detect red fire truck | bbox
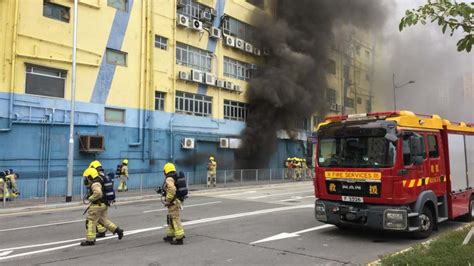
[314,111,474,238]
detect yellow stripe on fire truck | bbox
[402,176,447,188]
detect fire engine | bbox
[314,111,474,238]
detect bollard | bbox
[269,169,272,183]
[240,170,243,186]
[140,174,143,193]
[44,179,48,203]
[186,172,189,188]
[224,170,227,187]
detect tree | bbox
[399,0,474,52]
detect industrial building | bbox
[0,0,376,179]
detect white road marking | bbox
[213,191,257,197]
[143,201,222,213]
[0,251,13,257]
[0,204,313,261]
[0,219,84,232]
[247,190,313,200]
[250,224,334,244]
[280,195,314,202]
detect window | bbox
[43,1,70,22]
[428,135,439,158]
[107,0,127,11]
[224,57,253,81]
[326,59,336,75]
[176,43,212,72]
[344,97,354,108]
[106,49,127,66]
[357,97,362,104]
[326,88,336,104]
[224,100,248,121]
[25,64,66,98]
[355,45,361,55]
[105,108,125,123]
[246,0,264,9]
[222,16,255,41]
[175,91,212,117]
[155,35,168,50]
[365,50,370,59]
[155,91,165,111]
[403,133,426,166]
[177,0,211,20]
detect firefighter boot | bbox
[163,236,173,242]
[170,238,184,245]
[114,227,124,240]
[80,240,95,246]
[96,232,106,238]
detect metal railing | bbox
[1,168,314,207]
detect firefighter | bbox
[284,158,290,179]
[288,157,296,180]
[0,171,8,200]
[5,170,19,199]
[207,156,217,188]
[302,159,309,180]
[81,167,124,246]
[294,158,302,181]
[88,160,107,238]
[162,162,185,245]
[117,159,129,192]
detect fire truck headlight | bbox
[384,209,407,230]
[315,203,327,222]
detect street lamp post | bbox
[392,73,415,110]
[66,0,78,202]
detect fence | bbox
[1,168,314,207]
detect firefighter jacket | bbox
[164,175,177,204]
[88,182,103,204]
[208,161,217,174]
[121,165,129,177]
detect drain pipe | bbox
[129,0,147,147]
[1,0,19,132]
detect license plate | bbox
[341,196,364,203]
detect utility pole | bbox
[66,0,78,202]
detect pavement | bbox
[0,181,467,265]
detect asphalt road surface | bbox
[0,182,465,265]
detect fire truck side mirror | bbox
[384,133,398,142]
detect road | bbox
[0,182,465,265]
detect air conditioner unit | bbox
[192,19,203,31]
[200,11,212,22]
[210,27,221,39]
[205,73,216,86]
[191,69,204,83]
[245,42,253,53]
[225,81,233,90]
[253,47,261,56]
[79,135,105,153]
[177,14,189,27]
[216,80,226,88]
[235,38,245,50]
[233,84,242,93]
[177,0,186,9]
[182,138,195,149]
[219,138,229,148]
[224,35,235,47]
[178,71,189,81]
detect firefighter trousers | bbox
[207,172,216,187]
[85,203,117,241]
[118,176,128,191]
[166,201,185,239]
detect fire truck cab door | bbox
[402,132,426,189]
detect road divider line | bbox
[0,204,313,260]
[143,201,222,213]
[250,224,334,244]
[247,190,313,200]
[280,195,314,202]
[0,219,84,232]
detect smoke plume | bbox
[236,0,389,168]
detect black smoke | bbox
[236,0,389,169]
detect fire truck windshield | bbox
[317,126,396,168]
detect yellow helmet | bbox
[209,156,214,161]
[83,167,99,179]
[89,160,102,169]
[163,162,176,174]
[122,159,128,165]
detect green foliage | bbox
[380,226,474,265]
[399,0,474,52]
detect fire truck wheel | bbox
[412,206,433,239]
[460,196,474,222]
